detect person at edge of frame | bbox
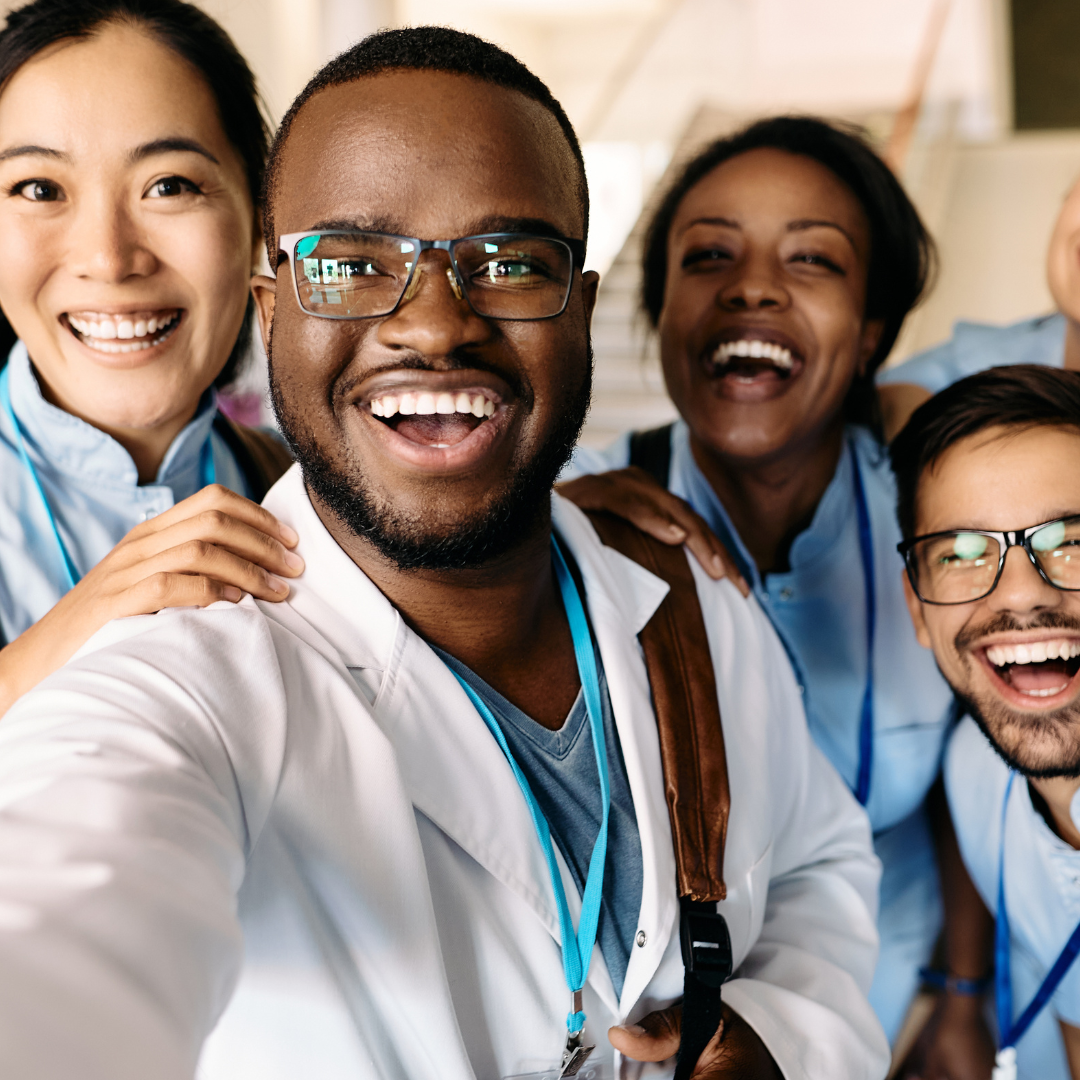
[0,0,302,719]
[890,364,1080,1080]
[0,26,888,1080]
[877,174,1080,441]
[559,116,953,1047]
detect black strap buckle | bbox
[679,905,732,990]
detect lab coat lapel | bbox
[553,498,680,1017]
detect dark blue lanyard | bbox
[446,536,610,1050]
[0,365,216,591]
[995,771,1080,1065]
[850,438,876,806]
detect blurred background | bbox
[50,0,1080,444]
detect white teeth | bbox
[99,321,116,339]
[134,320,147,338]
[70,311,177,347]
[986,640,1080,667]
[117,320,134,339]
[147,317,158,334]
[713,339,794,371]
[368,389,499,421]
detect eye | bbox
[790,252,844,273]
[13,179,62,202]
[682,247,732,270]
[479,257,547,283]
[146,176,200,199]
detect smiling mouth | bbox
[368,388,499,449]
[984,639,1080,698]
[704,335,804,384]
[65,309,181,354]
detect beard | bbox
[951,611,1080,779]
[268,337,592,572]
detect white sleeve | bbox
[0,603,286,1080]
[557,432,632,481]
[692,563,889,1080]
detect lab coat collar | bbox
[262,468,679,1020]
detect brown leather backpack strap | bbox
[212,414,294,502]
[584,510,729,902]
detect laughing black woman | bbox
[561,117,952,1045]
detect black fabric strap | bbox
[675,897,731,1080]
[628,423,674,489]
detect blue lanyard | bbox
[850,438,876,806]
[0,364,216,592]
[995,771,1080,1061]
[447,535,610,1041]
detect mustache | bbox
[955,610,1080,652]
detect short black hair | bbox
[0,0,270,386]
[263,26,588,261]
[891,364,1080,540]
[641,115,936,432]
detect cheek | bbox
[160,211,252,323]
[0,218,59,319]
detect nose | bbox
[717,251,790,312]
[987,544,1063,615]
[377,250,491,357]
[65,194,156,284]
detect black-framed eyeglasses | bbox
[277,230,586,322]
[898,515,1080,605]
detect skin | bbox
[563,148,883,576]
[0,23,302,717]
[903,424,1080,1080]
[882,176,1080,442]
[252,67,776,1076]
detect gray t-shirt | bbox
[436,642,644,995]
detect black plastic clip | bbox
[679,906,732,990]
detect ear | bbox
[902,569,933,649]
[581,269,600,326]
[250,274,276,356]
[857,318,886,376]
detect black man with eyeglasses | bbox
[893,365,1080,1080]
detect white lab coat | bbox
[0,466,887,1080]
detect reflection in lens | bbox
[1032,519,1067,552]
[297,235,320,259]
[953,532,989,560]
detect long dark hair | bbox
[0,0,270,386]
[642,115,936,436]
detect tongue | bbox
[714,358,787,382]
[1007,659,1072,695]
[392,414,481,447]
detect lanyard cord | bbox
[447,535,611,1037]
[995,771,1080,1053]
[850,437,876,806]
[0,365,216,593]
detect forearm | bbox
[1061,1020,1080,1080]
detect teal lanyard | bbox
[994,772,1080,1079]
[0,364,216,592]
[447,535,611,1041]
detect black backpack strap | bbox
[628,423,674,489]
[211,413,294,502]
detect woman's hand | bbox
[610,1002,782,1078]
[896,994,995,1080]
[557,468,750,596]
[0,484,304,716]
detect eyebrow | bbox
[0,138,220,167]
[684,215,859,251]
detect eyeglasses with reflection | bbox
[898,515,1080,604]
[277,230,586,322]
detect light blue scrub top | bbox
[566,421,956,1040]
[878,313,1066,394]
[947,716,1080,1080]
[0,341,255,642]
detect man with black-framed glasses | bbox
[892,365,1080,1080]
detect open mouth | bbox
[983,639,1080,700]
[64,309,181,354]
[702,332,805,387]
[367,388,500,450]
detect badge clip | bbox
[560,991,595,1079]
[992,1047,1017,1080]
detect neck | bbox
[1064,318,1080,373]
[32,364,200,484]
[1029,775,1080,850]
[311,495,579,730]
[689,418,847,575]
